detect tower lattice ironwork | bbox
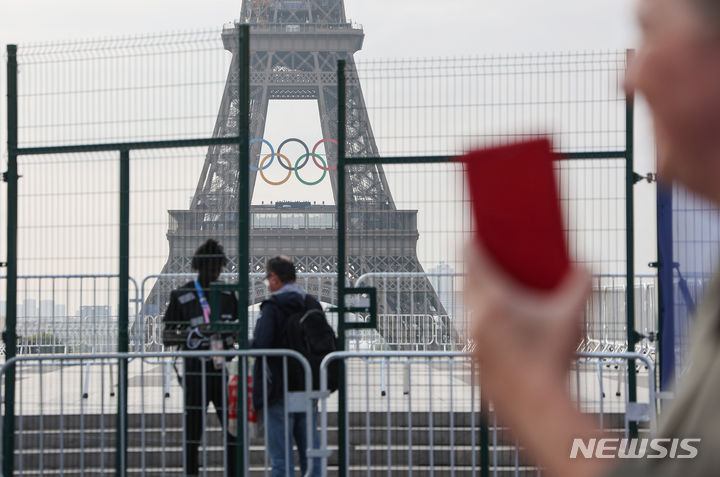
[147,0,450,348]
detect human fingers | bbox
[465,240,591,313]
[464,240,517,298]
[505,267,591,323]
[465,240,590,359]
[466,239,591,327]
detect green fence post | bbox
[237,23,250,352]
[117,149,130,476]
[625,49,638,438]
[236,23,250,477]
[336,59,348,477]
[479,381,490,477]
[2,44,18,477]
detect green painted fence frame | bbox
[2,41,639,477]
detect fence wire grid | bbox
[0,24,657,477]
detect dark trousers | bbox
[183,357,237,476]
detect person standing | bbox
[251,255,322,477]
[465,0,720,475]
[163,239,238,477]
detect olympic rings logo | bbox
[250,138,338,186]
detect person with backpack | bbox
[252,255,333,477]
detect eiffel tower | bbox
[147,0,450,347]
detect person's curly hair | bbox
[191,239,228,272]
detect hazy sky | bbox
[0,0,644,169]
[0,1,637,52]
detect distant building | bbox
[79,305,112,322]
[427,263,458,314]
[428,262,462,315]
[427,263,466,344]
[40,300,54,318]
[22,299,37,318]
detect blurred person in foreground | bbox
[466,0,720,475]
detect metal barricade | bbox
[318,351,656,477]
[354,273,468,351]
[0,272,660,359]
[139,273,339,352]
[0,274,140,357]
[356,272,660,356]
[345,314,438,352]
[0,275,141,400]
[573,352,657,437]
[0,349,317,477]
[0,347,657,476]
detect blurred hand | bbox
[465,241,590,391]
[465,241,609,477]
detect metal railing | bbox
[0,349,316,477]
[355,272,663,354]
[0,346,657,476]
[1,272,670,358]
[232,22,364,33]
[138,272,339,351]
[318,351,656,477]
[0,274,139,356]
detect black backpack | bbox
[268,295,340,393]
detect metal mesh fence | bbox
[340,52,640,356]
[5,29,244,357]
[14,29,231,148]
[2,36,649,358]
[1,350,318,477]
[0,350,656,477]
[8,151,122,356]
[320,351,655,477]
[336,52,641,475]
[353,53,627,156]
[0,23,654,477]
